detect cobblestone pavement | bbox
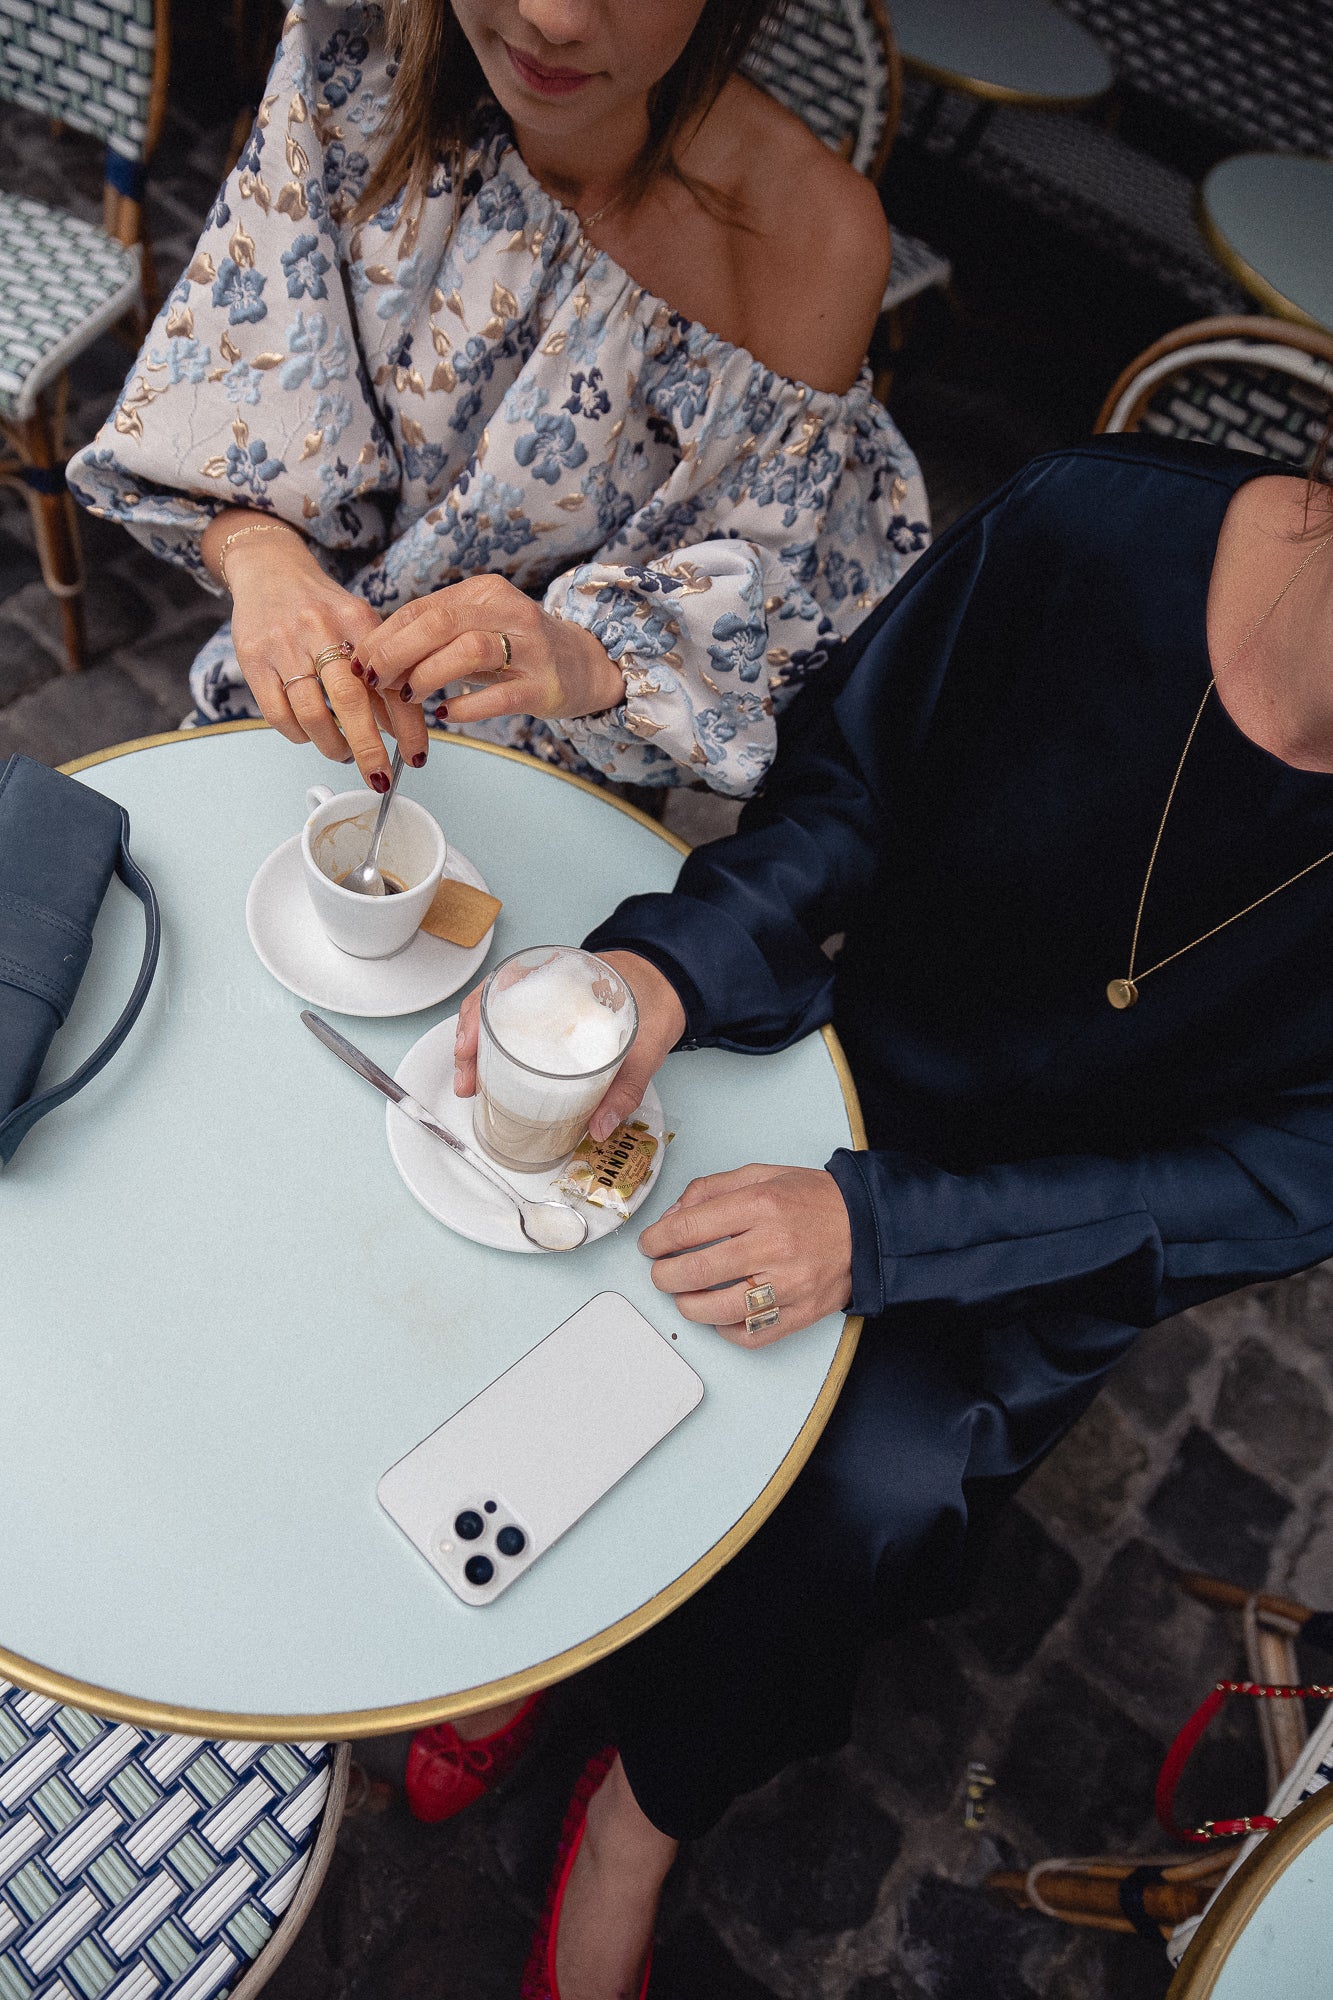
[3,24,1331,2000]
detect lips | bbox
[504,41,595,97]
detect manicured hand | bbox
[451,950,686,1135]
[361,574,625,722]
[638,1164,853,1347]
[214,519,429,790]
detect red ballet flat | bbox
[520,1746,652,2000]
[405,1691,544,1823]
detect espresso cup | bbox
[303,784,446,958]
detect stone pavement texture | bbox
[3,11,1332,1998]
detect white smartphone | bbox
[377,1291,704,1605]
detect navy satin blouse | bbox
[586,436,1333,1331]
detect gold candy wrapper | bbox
[557,1119,665,1217]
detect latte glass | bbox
[475,946,638,1172]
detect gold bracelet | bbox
[216,521,297,591]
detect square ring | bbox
[744,1307,781,1336]
[745,1283,776,1315]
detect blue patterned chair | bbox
[1095,314,1333,475]
[0,1680,349,2000]
[741,0,953,400]
[0,0,169,669]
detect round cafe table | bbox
[1198,153,1333,335]
[1,724,862,1740]
[891,0,1113,155]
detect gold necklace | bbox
[577,189,622,232]
[1107,524,1333,1010]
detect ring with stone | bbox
[744,1282,780,1336]
[312,640,355,678]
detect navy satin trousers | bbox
[609,1302,1141,1839]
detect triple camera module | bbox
[454,1505,526,1587]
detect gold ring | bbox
[498,631,512,670]
[744,1281,779,1337]
[280,669,321,692]
[312,640,355,678]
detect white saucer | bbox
[246,836,495,1017]
[387,1013,666,1255]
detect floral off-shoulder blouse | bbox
[68,0,930,795]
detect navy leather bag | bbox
[0,754,160,1167]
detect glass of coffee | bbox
[475,946,638,1172]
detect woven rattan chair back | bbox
[0,0,169,248]
[1096,315,1333,480]
[743,0,901,178]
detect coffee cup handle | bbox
[305,783,335,815]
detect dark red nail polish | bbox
[411,750,427,769]
[366,669,378,688]
[436,702,448,719]
[400,685,414,703]
[350,658,364,677]
[369,770,390,793]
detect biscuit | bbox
[419,878,502,948]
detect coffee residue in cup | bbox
[334,866,407,894]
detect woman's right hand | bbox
[213,518,430,790]
[451,950,687,1139]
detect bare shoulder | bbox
[691,77,892,392]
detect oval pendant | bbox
[1107,977,1139,1011]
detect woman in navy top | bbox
[453,434,1333,2000]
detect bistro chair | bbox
[989,1573,1333,1947]
[741,0,953,401]
[0,1681,349,1999]
[1095,314,1333,470]
[0,0,170,671]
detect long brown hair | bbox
[354,0,783,226]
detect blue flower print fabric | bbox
[67,0,930,795]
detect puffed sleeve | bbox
[66,0,400,591]
[544,339,929,796]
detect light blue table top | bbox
[1175,1791,1333,2000]
[1201,153,1333,334]
[1210,1819,1333,2000]
[891,0,1112,106]
[1,726,861,1738]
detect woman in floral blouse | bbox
[69,0,928,799]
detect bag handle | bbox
[0,817,160,1165]
[1156,1679,1333,1843]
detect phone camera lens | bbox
[455,1510,484,1541]
[496,1526,526,1558]
[464,1555,494,1587]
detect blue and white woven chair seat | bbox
[882,228,952,314]
[0,193,139,422]
[0,1681,340,2000]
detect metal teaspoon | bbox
[341,746,405,896]
[300,1011,590,1251]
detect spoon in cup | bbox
[341,746,405,896]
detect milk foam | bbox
[487,958,627,1074]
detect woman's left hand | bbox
[358,574,625,723]
[638,1165,854,1347]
